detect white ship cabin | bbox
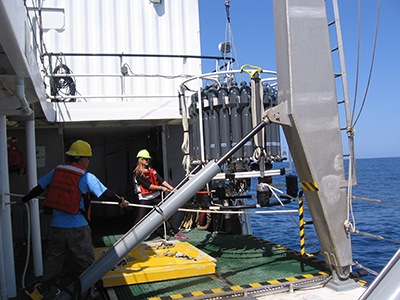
[0,1,218,297]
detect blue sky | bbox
[198,0,400,159]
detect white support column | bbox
[0,221,8,299]
[0,115,17,298]
[162,125,168,181]
[25,115,43,277]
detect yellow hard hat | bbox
[66,140,92,156]
[136,149,151,159]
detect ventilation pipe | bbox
[16,77,43,277]
[15,77,34,116]
[25,114,43,277]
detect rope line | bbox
[5,193,299,215]
[267,186,320,253]
[9,193,400,246]
[91,201,299,215]
[353,230,400,244]
[352,196,400,205]
[353,261,379,276]
[346,149,356,233]
[352,0,381,127]
[351,0,361,124]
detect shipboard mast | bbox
[271,0,353,279]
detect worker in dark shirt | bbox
[133,149,187,239]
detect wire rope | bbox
[351,0,362,125]
[352,196,400,205]
[179,89,191,173]
[352,0,381,127]
[11,192,400,246]
[224,1,242,80]
[5,193,299,216]
[353,261,379,276]
[90,200,300,215]
[267,185,320,253]
[221,0,243,82]
[230,29,242,81]
[353,230,400,245]
[346,150,356,233]
[24,0,51,76]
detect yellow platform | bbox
[94,240,217,287]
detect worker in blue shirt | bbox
[17,140,129,287]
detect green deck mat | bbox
[92,216,329,300]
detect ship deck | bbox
[15,213,367,299]
[103,231,330,300]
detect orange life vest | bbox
[139,168,160,195]
[7,136,26,174]
[42,164,86,214]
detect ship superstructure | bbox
[1,1,396,299]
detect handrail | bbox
[42,52,235,61]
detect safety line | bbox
[5,192,302,216]
[353,230,400,245]
[352,196,400,205]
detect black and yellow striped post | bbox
[299,182,318,256]
[298,191,306,256]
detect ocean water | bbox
[248,157,400,284]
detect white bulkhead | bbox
[40,0,202,122]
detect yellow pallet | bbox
[94,240,217,287]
